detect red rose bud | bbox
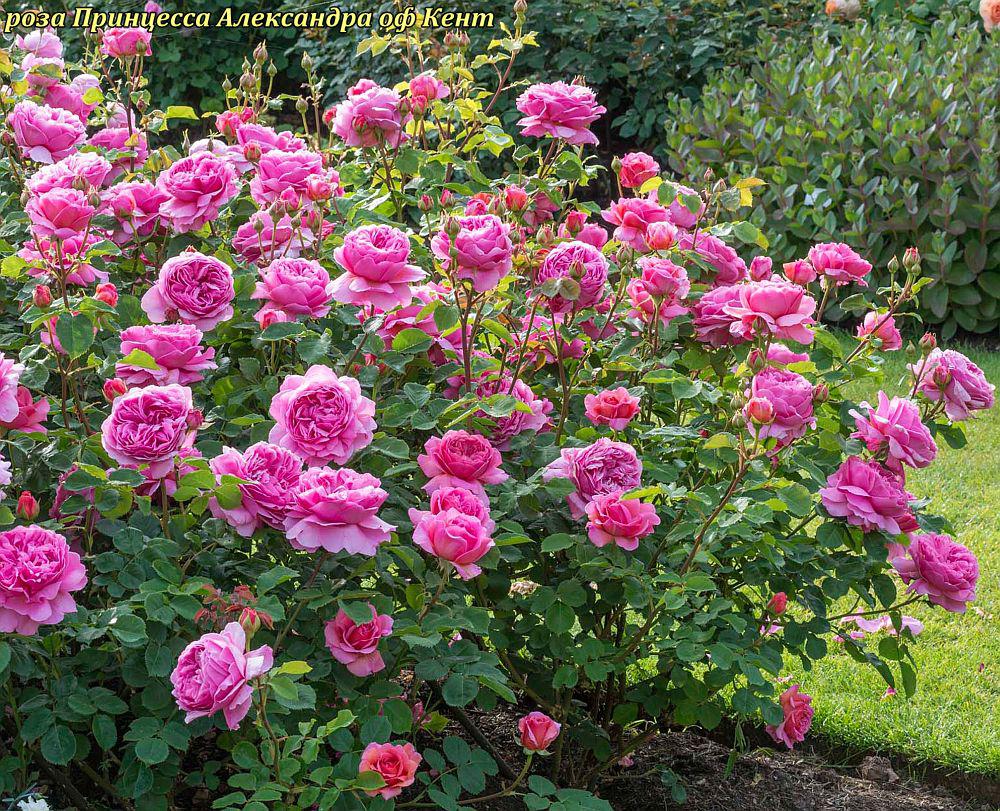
[645,220,677,251]
[418,194,433,212]
[767,592,788,615]
[32,284,53,308]
[439,189,454,207]
[239,607,262,638]
[95,282,118,307]
[503,184,529,212]
[186,408,204,429]
[919,332,937,354]
[243,142,262,163]
[745,396,775,425]
[812,382,830,404]
[783,259,817,286]
[16,491,39,521]
[103,378,127,401]
[747,348,767,373]
[903,246,920,270]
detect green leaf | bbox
[541,533,575,553]
[546,601,574,635]
[41,724,76,765]
[119,349,160,370]
[135,737,170,765]
[441,674,479,707]
[92,715,118,750]
[54,313,94,358]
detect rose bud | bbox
[243,142,262,163]
[95,282,118,307]
[305,175,332,202]
[747,348,767,373]
[186,408,204,429]
[919,332,937,354]
[32,284,53,308]
[932,365,952,390]
[16,491,40,521]
[439,189,454,207]
[418,194,433,212]
[767,592,788,615]
[783,259,817,286]
[749,256,773,281]
[812,382,830,404]
[503,185,529,212]
[536,225,555,246]
[239,606,262,638]
[745,396,775,425]
[645,220,677,251]
[103,378,128,401]
[518,711,561,752]
[903,246,920,270]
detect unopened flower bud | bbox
[767,592,787,615]
[749,256,773,282]
[747,347,767,373]
[95,282,118,307]
[611,156,622,175]
[32,284,53,308]
[444,31,459,48]
[439,189,453,207]
[1,131,14,147]
[186,408,204,430]
[418,194,433,212]
[305,175,332,202]
[503,184,529,212]
[16,491,39,521]
[887,255,900,274]
[253,42,268,64]
[279,187,301,212]
[239,72,255,91]
[295,97,308,115]
[243,141,262,163]
[919,332,937,354]
[443,216,461,239]
[513,0,528,12]
[301,52,313,72]
[745,396,775,425]
[932,366,951,390]
[644,220,677,251]
[536,225,555,246]
[239,607,262,638]
[703,167,714,184]
[88,191,102,208]
[812,382,830,404]
[903,246,920,271]
[103,378,127,401]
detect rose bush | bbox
[0,9,993,811]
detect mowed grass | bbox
[786,343,1000,775]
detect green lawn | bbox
[787,343,1000,775]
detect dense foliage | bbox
[663,9,1000,338]
[0,7,994,811]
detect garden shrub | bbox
[0,7,995,811]
[662,9,1000,338]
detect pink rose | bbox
[808,242,872,286]
[418,430,508,501]
[601,197,669,251]
[26,152,112,195]
[535,240,608,312]
[663,184,704,230]
[584,388,640,431]
[820,456,918,536]
[857,311,902,350]
[783,259,817,286]
[692,284,748,348]
[16,30,63,58]
[249,148,323,206]
[101,384,196,478]
[43,75,101,122]
[643,220,676,251]
[358,742,421,799]
[26,187,94,240]
[412,508,495,580]
[9,101,85,163]
[116,324,217,387]
[231,210,315,265]
[910,348,996,421]
[156,151,239,233]
[0,386,49,434]
[324,605,393,676]
[408,71,450,112]
[677,231,748,286]
[331,85,410,148]
[749,256,773,281]
[746,367,816,445]
[236,123,306,155]
[375,283,461,364]
[0,356,25,424]
[209,442,302,536]
[20,233,108,287]
[544,437,643,518]
[765,343,810,366]
[102,180,168,243]
[170,622,273,730]
[332,225,426,311]
[765,685,813,749]
[408,486,496,535]
[0,525,87,635]
[725,279,816,344]
[890,533,978,613]
[100,27,152,57]
[618,152,659,189]
[850,392,936,471]
[141,251,235,331]
[626,276,688,326]
[431,214,513,293]
[515,81,606,145]
[269,365,376,465]
[88,126,149,174]
[284,467,394,555]
[216,107,255,139]
[518,711,561,751]
[471,375,552,450]
[584,493,660,551]
[252,257,334,322]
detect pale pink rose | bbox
[418,430,508,501]
[725,279,816,344]
[358,742,421,800]
[100,27,151,57]
[116,324,217,387]
[26,152,112,195]
[0,525,86,635]
[408,71,450,112]
[269,365,376,466]
[891,533,978,613]
[209,442,302,536]
[332,225,425,311]
[544,437,643,518]
[857,312,902,350]
[820,456,918,536]
[25,187,94,240]
[412,508,495,579]
[249,149,323,206]
[0,386,49,434]
[431,214,513,293]
[102,180,168,243]
[407,486,496,535]
[252,257,334,322]
[618,152,660,189]
[783,259,817,286]
[808,242,871,286]
[662,184,704,230]
[535,240,608,312]
[518,712,561,751]
[156,151,239,233]
[850,392,936,471]
[692,284,747,348]
[236,123,306,154]
[9,101,85,163]
[141,251,235,331]
[231,210,315,265]
[100,384,196,478]
[324,605,393,676]
[746,367,815,445]
[331,85,411,148]
[170,622,273,730]
[16,30,63,58]
[585,493,660,551]
[910,348,996,421]
[584,388,640,431]
[678,231,748,286]
[515,81,606,145]
[0,356,25,424]
[765,685,813,749]
[284,467,394,555]
[88,126,149,174]
[601,197,669,251]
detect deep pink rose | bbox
[26,152,112,195]
[171,622,273,730]
[102,180,168,243]
[236,123,305,154]
[101,384,196,478]
[358,742,421,799]
[418,430,508,501]
[808,242,872,286]
[584,493,660,551]
[100,27,151,57]
[678,231,748,286]
[408,486,496,535]
[324,605,393,676]
[891,533,978,613]
[584,388,640,431]
[638,256,689,300]
[692,284,748,348]
[518,712,561,751]
[249,148,323,206]
[116,324,217,387]
[765,685,813,749]
[857,311,902,350]
[141,251,235,331]
[663,184,704,230]
[431,214,513,293]
[9,101,85,163]
[156,151,239,233]
[209,442,302,536]
[725,279,816,344]
[601,197,669,251]
[0,386,48,434]
[26,187,94,240]
[747,367,815,445]
[0,525,86,635]
[0,356,25,424]
[408,71,450,112]
[644,220,678,251]
[269,365,376,465]
[910,348,996,421]
[88,126,149,174]
[411,508,495,579]
[284,466,393,555]
[618,152,659,189]
[783,259,817,286]
[544,437,642,518]
[851,392,936,471]
[231,210,315,265]
[332,225,425,311]
[515,81,606,145]
[331,85,410,147]
[216,107,255,139]
[252,257,334,322]
[471,375,552,450]
[535,240,608,312]
[820,456,918,536]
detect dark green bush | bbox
[663,10,1000,338]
